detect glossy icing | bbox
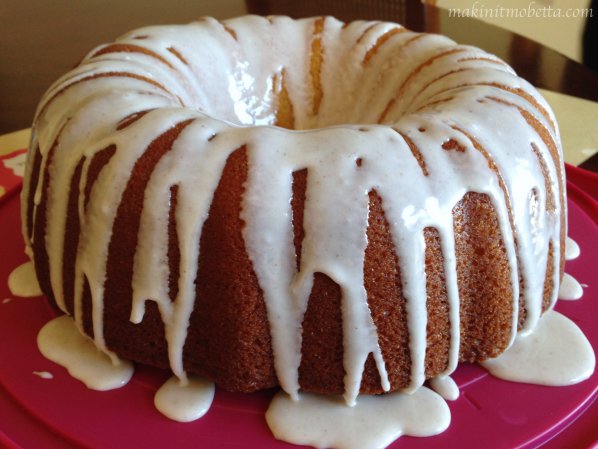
[8,261,41,297]
[266,387,450,449]
[558,272,584,300]
[481,310,595,386]
[22,15,566,406]
[154,375,215,422]
[429,375,459,401]
[18,14,597,449]
[37,315,133,391]
[565,236,580,260]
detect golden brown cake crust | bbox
[25,16,564,396]
[47,136,556,394]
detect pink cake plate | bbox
[1,161,597,449]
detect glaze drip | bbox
[266,388,450,449]
[558,273,583,300]
[481,310,595,385]
[37,315,133,390]
[154,375,215,422]
[23,15,564,404]
[8,261,42,297]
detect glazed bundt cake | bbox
[22,15,564,404]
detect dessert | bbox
[23,15,566,407]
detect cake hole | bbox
[356,157,363,167]
[442,139,466,152]
[132,35,149,40]
[208,133,217,142]
[185,25,436,131]
[418,127,426,132]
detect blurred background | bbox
[435,0,594,63]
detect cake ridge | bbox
[22,15,564,404]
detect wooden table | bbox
[2,0,597,170]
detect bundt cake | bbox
[22,15,565,405]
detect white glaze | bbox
[154,375,215,422]
[429,375,459,401]
[32,371,54,379]
[8,261,42,297]
[558,273,583,300]
[37,315,133,390]
[266,387,450,449]
[481,310,595,385]
[2,151,26,177]
[565,236,580,260]
[22,16,568,406]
